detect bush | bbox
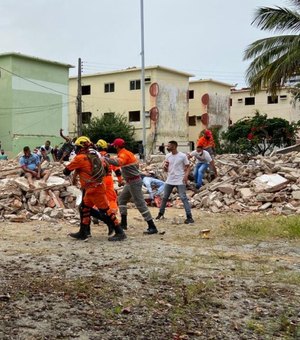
[220,112,300,155]
[82,113,138,152]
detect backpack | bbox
[86,153,106,182]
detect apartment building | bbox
[0,52,72,156]
[69,66,193,153]
[188,79,232,148]
[230,88,300,124]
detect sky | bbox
[0,0,290,88]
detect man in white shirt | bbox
[189,145,217,189]
[155,140,194,224]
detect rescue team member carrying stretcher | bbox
[105,138,159,235]
[63,136,126,242]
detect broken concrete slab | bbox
[253,174,289,193]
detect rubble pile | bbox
[0,160,81,223]
[145,152,300,215]
[1,150,300,222]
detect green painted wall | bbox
[0,53,72,157]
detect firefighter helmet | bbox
[74,136,91,147]
[96,139,108,149]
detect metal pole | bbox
[77,58,82,136]
[140,0,146,160]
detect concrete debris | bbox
[143,151,300,215]
[1,150,300,223]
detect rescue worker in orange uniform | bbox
[63,136,126,241]
[96,139,123,214]
[196,129,216,157]
[105,138,159,235]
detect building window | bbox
[104,83,115,93]
[268,95,278,104]
[188,116,196,126]
[129,110,140,122]
[245,97,255,105]
[130,80,141,90]
[145,77,151,83]
[229,98,232,106]
[280,95,287,100]
[82,85,91,95]
[237,98,243,103]
[104,112,115,118]
[82,112,92,124]
[189,90,194,99]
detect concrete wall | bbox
[0,54,71,156]
[188,80,231,146]
[69,66,191,154]
[230,88,300,124]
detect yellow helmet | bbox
[96,139,108,149]
[74,136,91,147]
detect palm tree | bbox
[244,0,300,95]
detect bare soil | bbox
[0,207,299,339]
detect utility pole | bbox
[140,0,146,160]
[77,58,82,136]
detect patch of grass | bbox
[269,309,300,338]
[247,320,265,335]
[221,215,300,240]
[270,267,300,285]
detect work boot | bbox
[144,219,158,235]
[107,223,114,236]
[155,212,164,221]
[69,224,89,240]
[108,225,127,241]
[184,216,194,224]
[120,214,128,230]
[92,217,99,225]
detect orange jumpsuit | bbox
[99,151,123,213]
[65,152,119,227]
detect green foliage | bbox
[220,112,299,155]
[82,113,138,151]
[244,1,300,95]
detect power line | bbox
[0,66,77,98]
[0,101,75,111]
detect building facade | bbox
[230,88,300,124]
[0,53,72,156]
[69,66,193,154]
[188,79,232,148]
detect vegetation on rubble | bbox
[82,113,138,151]
[219,111,300,155]
[244,0,300,97]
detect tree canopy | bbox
[82,113,138,152]
[221,112,300,155]
[244,0,300,95]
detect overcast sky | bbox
[0,0,289,87]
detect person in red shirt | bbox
[63,136,126,242]
[105,138,159,235]
[196,129,216,157]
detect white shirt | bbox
[165,152,189,185]
[190,149,212,164]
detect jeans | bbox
[194,162,209,189]
[159,183,191,217]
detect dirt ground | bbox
[0,207,299,340]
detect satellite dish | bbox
[201,93,209,105]
[149,107,159,121]
[149,83,159,97]
[201,113,209,125]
